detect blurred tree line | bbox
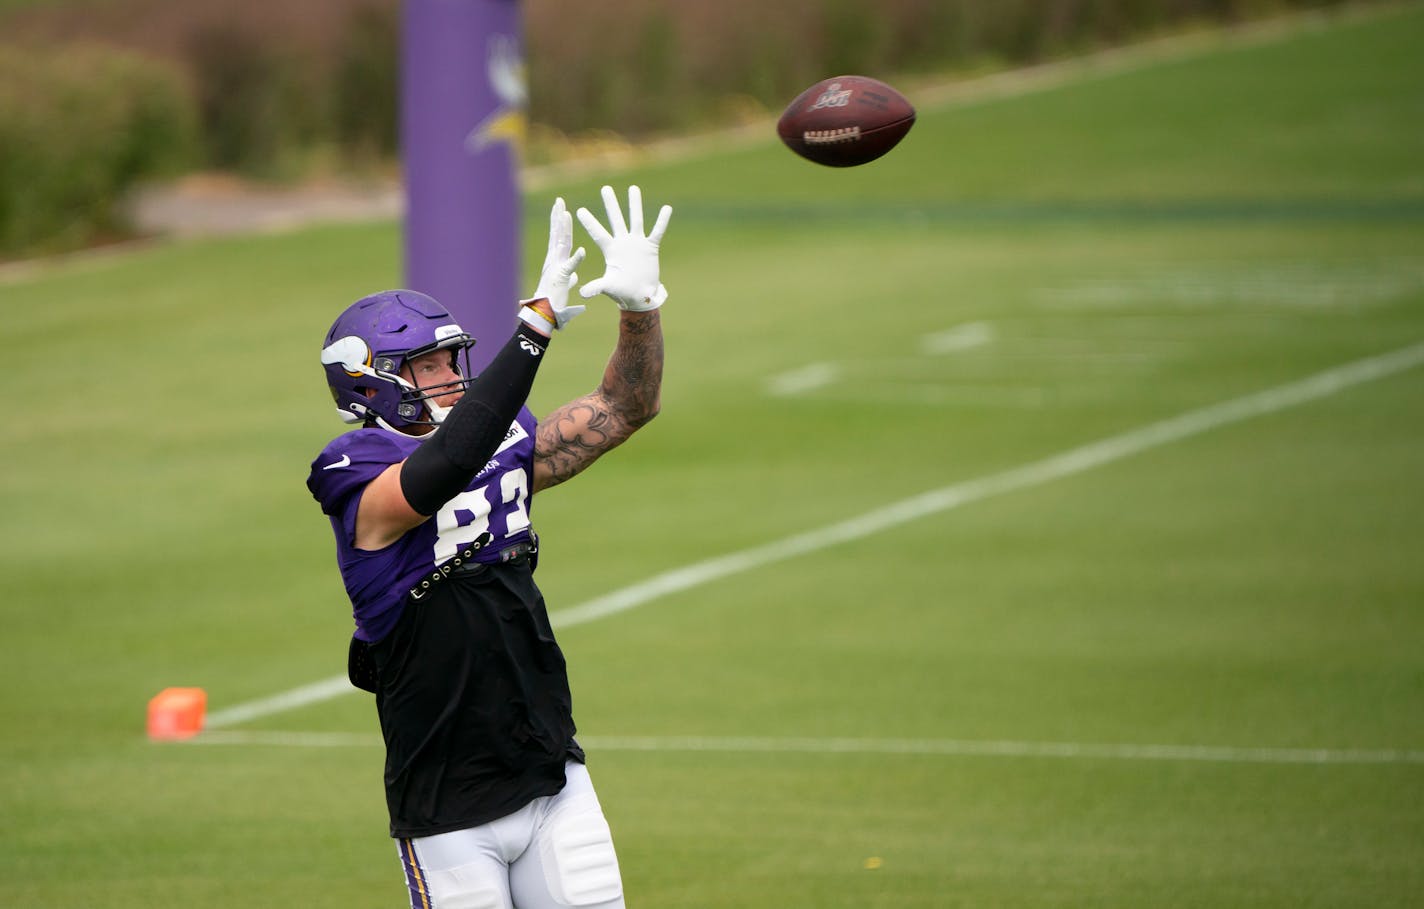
[0,0,1364,256]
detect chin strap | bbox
[424,398,453,424]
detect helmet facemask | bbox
[390,334,476,428]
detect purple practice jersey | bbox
[307,407,539,643]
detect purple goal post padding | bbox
[401,0,525,371]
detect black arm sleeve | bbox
[399,322,549,516]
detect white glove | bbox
[520,197,587,331]
[576,185,672,311]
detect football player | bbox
[307,187,671,909]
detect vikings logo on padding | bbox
[465,34,527,154]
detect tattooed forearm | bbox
[534,399,624,489]
[599,310,663,429]
[532,309,664,491]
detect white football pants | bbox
[396,762,625,909]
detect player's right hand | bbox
[522,197,587,331]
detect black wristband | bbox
[399,323,549,516]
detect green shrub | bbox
[0,0,1370,257]
[333,1,401,165]
[185,25,329,178]
[524,0,1359,138]
[0,43,196,256]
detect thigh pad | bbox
[537,799,623,906]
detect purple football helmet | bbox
[320,290,476,429]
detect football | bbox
[776,75,916,167]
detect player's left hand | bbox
[577,185,672,311]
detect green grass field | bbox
[3,5,1423,906]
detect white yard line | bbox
[551,342,1424,628]
[922,322,995,355]
[185,730,1424,766]
[204,340,1424,730]
[205,676,357,730]
[191,730,380,748]
[766,362,840,396]
[767,321,994,400]
[586,736,1424,765]
[840,383,1054,409]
